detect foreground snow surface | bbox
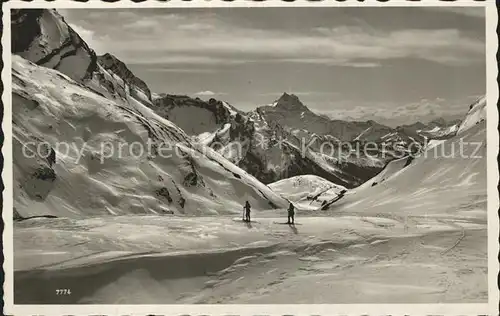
[15,208,486,304]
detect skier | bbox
[244,200,251,222]
[287,202,295,225]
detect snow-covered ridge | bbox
[353,126,372,142]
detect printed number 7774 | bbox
[56,289,71,295]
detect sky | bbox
[60,7,486,127]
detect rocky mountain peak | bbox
[97,53,152,100]
[275,92,308,111]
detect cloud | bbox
[123,14,183,31]
[273,58,381,67]
[194,90,226,96]
[128,55,247,66]
[67,23,105,53]
[62,10,484,68]
[344,62,381,68]
[423,7,485,19]
[316,96,479,126]
[141,68,216,74]
[177,22,215,31]
[119,26,483,66]
[258,91,340,97]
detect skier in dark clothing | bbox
[287,202,295,225]
[244,200,251,222]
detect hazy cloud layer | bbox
[65,9,484,67]
[317,95,483,126]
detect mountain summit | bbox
[275,92,309,111]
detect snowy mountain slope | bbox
[11,9,293,218]
[354,156,413,190]
[10,10,152,108]
[457,96,486,134]
[322,95,487,208]
[268,175,345,201]
[335,121,485,218]
[12,56,288,218]
[322,106,486,217]
[397,118,461,141]
[11,9,97,82]
[420,124,459,139]
[13,117,488,304]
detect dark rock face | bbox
[155,187,173,203]
[97,53,152,101]
[13,207,24,221]
[275,93,309,111]
[11,9,98,82]
[238,150,279,184]
[24,166,57,201]
[280,143,381,188]
[11,9,44,53]
[183,172,204,187]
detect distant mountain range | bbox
[150,89,463,188]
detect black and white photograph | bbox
[2,1,498,314]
